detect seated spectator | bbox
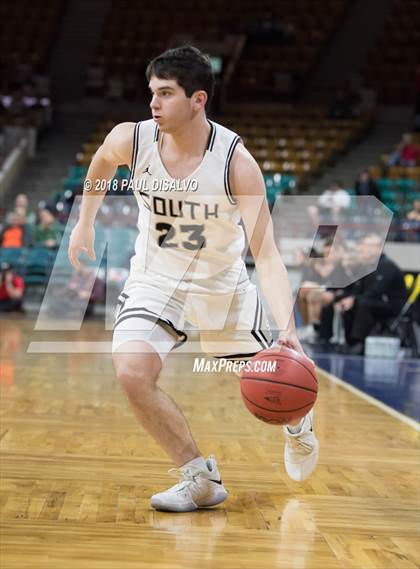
[0,262,24,312]
[401,199,420,242]
[296,237,347,341]
[406,199,420,222]
[354,170,381,200]
[67,266,104,316]
[318,234,407,354]
[6,193,36,224]
[48,266,105,318]
[0,211,32,248]
[388,133,420,167]
[33,207,64,249]
[307,181,351,231]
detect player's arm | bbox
[68,122,135,269]
[229,144,303,353]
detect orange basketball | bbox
[240,347,318,425]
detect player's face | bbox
[148,77,195,132]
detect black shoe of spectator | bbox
[345,342,364,355]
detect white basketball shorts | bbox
[112,271,273,361]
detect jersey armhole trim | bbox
[224,135,241,205]
[206,120,216,151]
[153,124,160,142]
[129,122,141,182]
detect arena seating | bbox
[0,0,60,128]
[364,0,419,103]
[86,0,349,100]
[0,0,62,79]
[367,132,420,213]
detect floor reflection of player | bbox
[68,46,319,512]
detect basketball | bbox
[240,347,318,425]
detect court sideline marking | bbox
[317,367,420,431]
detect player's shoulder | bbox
[230,140,261,176]
[106,119,156,141]
[99,122,138,166]
[105,121,136,146]
[229,141,265,197]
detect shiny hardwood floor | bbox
[1,317,419,569]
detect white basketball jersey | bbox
[128,119,248,290]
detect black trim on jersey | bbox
[114,307,187,347]
[224,135,241,206]
[129,122,141,183]
[116,292,129,305]
[214,351,259,360]
[206,120,216,151]
[256,297,272,345]
[115,306,160,321]
[153,125,159,142]
[251,296,271,350]
[259,329,272,346]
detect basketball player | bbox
[68,46,319,512]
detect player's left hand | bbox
[272,331,315,365]
[274,332,304,354]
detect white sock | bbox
[287,418,305,434]
[181,456,208,472]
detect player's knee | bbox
[114,354,161,397]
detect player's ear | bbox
[192,90,207,111]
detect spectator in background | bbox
[0,211,32,248]
[401,199,420,242]
[66,265,104,317]
[307,181,351,230]
[6,193,36,224]
[33,206,64,249]
[388,133,420,167]
[48,266,105,318]
[319,234,407,354]
[0,262,24,312]
[295,237,347,341]
[354,169,381,200]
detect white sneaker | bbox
[151,455,228,512]
[283,410,319,482]
[296,324,316,342]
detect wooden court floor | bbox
[1,317,419,569]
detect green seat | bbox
[407,191,420,201]
[69,165,88,178]
[381,189,399,201]
[397,179,416,191]
[0,247,28,275]
[25,248,56,285]
[117,166,130,178]
[377,178,393,191]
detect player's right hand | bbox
[68,223,96,270]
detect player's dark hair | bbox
[146,45,214,108]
